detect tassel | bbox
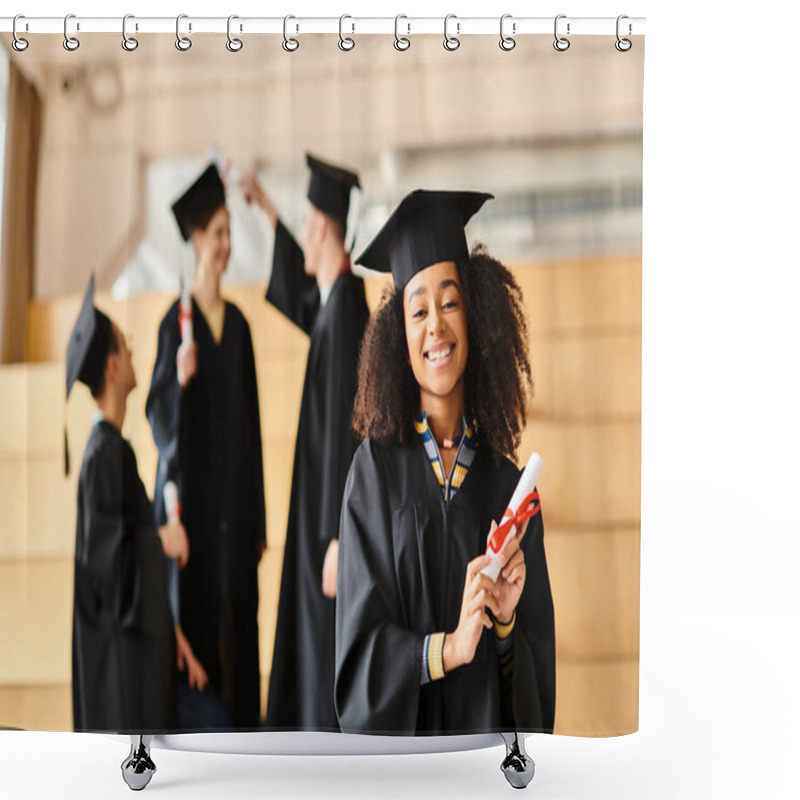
[64,424,70,477]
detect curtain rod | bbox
[2,16,646,37]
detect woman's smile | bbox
[424,341,456,367]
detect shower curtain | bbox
[0,24,644,741]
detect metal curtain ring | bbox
[553,14,570,51]
[339,15,355,51]
[175,14,192,51]
[499,14,516,51]
[283,15,299,52]
[12,15,29,52]
[443,14,460,51]
[394,15,410,51]
[63,13,80,51]
[122,14,138,51]
[227,15,243,52]
[615,14,632,51]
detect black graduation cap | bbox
[355,189,493,289]
[66,275,113,399]
[64,275,113,474]
[306,153,360,227]
[171,164,227,241]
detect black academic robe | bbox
[72,420,177,732]
[146,298,265,729]
[335,437,556,735]
[265,221,370,730]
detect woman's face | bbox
[403,260,469,411]
[193,206,231,277]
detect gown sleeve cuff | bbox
[493,610,516,640]
[421,632,447,685]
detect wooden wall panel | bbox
[0,559,72,684]
[0,458,77,559]
[546,528,640,660]
[521,420,641,528]
[0,685,72,732]
[554,658,639,736]
[532,332,641,421]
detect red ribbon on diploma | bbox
[486,491,541,554]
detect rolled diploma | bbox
[480,452,543,582]
[164,481,180,525]
[179,282,193,345]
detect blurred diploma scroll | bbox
[179,279,193,345]
[207,142,241,186]
[480,452,543,582]
[164,481,181,525]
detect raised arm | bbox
[240,170,320,333]
[265,221,320,334]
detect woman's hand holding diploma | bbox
[488,519,528,624]
[443,554,504,673]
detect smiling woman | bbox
[337,190,554,737]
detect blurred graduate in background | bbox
[146,165,266,729]
[69,276,185,732]
[241,155,369,730]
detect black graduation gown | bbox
[265,221,370,730]
[72,420,177,732]
[335,437,556,735]
[146,298,266,729]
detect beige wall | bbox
[0,254,640,735]
[9,34,644,300]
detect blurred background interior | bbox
[0,34,642,735]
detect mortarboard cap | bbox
[64,275,114,475]
[306,153,360,227]
[66,274,113,400]
[171,164,227,241]
[355,189,493,289]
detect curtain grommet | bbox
[226,15,243,52]
[499,14,516,51]
[394,15,411,51]
[121,14,138,52]
[338,14,355,51]
[553,14,570,52]
[615,15,632,52]
[175,14,192,51]
[443,14,460,52]
[283,15,299,52]
[63,13,80,52]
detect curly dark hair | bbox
[353,244,533,460]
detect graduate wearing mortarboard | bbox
[335,191,556,735]
[68,276,185,732]
[145,164,266,729]
[240,156,370,730]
